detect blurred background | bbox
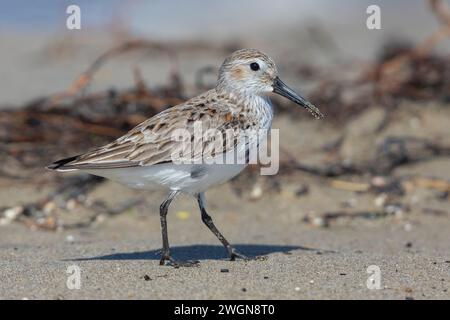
[1,0,450,299]
[1,0,449,104]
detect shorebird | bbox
[48,49,323,267]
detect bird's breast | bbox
[249,95,274,130]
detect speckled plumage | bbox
[60,88,273,170]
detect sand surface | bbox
[1,178,450,300]
[2,107,450,299]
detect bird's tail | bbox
[46,155,80,171]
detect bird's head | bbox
[217,49,323,119]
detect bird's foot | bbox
[159,255,200,268]
[229,248,267,262]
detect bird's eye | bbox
[250,62,260,71]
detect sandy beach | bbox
[2,105,450,299]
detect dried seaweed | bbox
[281,0,450,123]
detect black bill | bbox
[272,77,323,119]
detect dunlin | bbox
[48,49,323,267]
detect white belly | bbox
[86,163,246,194]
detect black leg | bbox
[197,193,249,261]
[159,191,177,265]
[159,191,198,267]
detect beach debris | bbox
[295,184,309,197]
[435,191,449,200]
[422,208,447,216]
[0,175,144,230]
[404,223,413,232]
[143,275,152,281]
[303,202,411,228]
[403,176,450,193]
[384,203,408,218]
[176,211,190,220]
[308,215,327,228]
[330,180,370,192]
[0,206,23,226]
[249,183,263,201]
[374,194,388,208]
[341,198,358,208]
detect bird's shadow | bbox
[68,244,335,262]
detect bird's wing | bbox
[50,90,249,170]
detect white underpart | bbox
[84,95,273,195]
